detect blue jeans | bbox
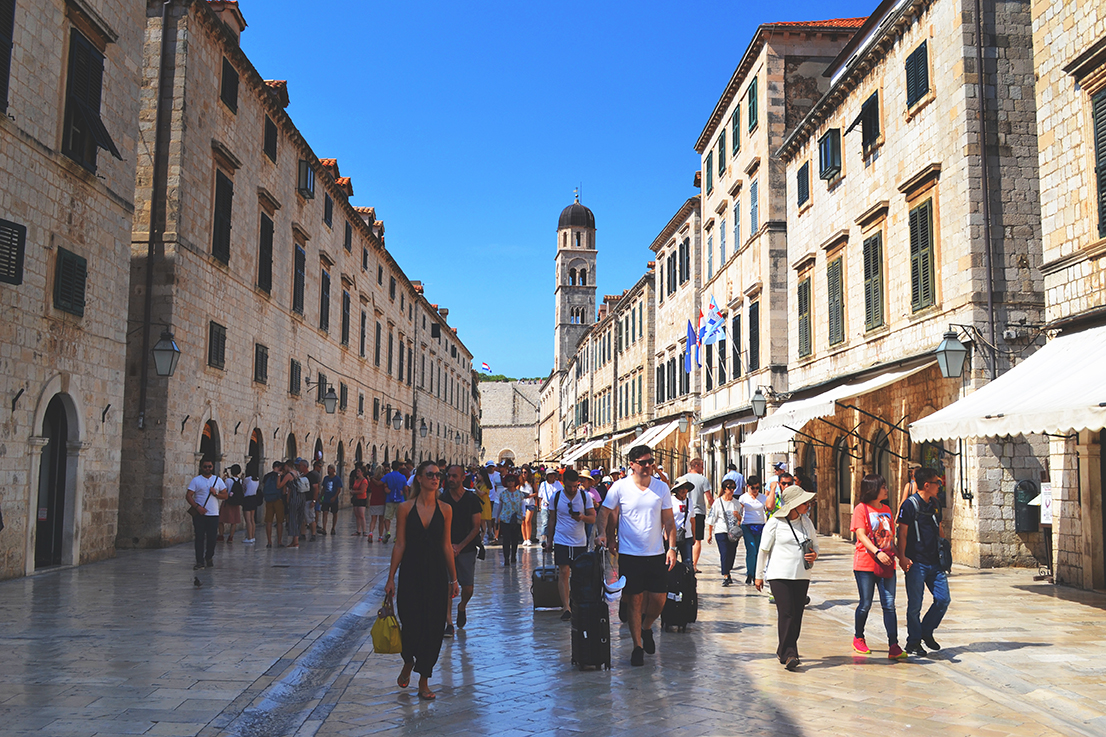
[741,524,762,580]
[854,570,898,643]
[715,533,738,577]
[676,537,694,565]
[905,561,950,646]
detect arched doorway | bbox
[336,441,345,481]
[355,442,363,466]
[372,444,378,468]
[873,431,893,508]
[834,436,851,535]
[799,442,818,529]
[498,449,515,464]
[35,395,73,569]
[384,446,390,465]
[247,428,263,479]
[200,420,220,469]
[314,438,324,463]
[285,433,297,460]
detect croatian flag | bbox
[702,295,727,345]
[481,362,491,373]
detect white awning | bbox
[741,362,935,456]
[562,437,606,464]
[910,325,1106,442]
[700,422,724,436]
[725,416,757,430]
[635,419,681,448]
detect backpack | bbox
[262,473,280,502]
[294,475,312,501]
[908,495,953,573]
[227,478,245,506]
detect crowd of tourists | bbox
[185,446,951,692]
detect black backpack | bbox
[227,478,244,506]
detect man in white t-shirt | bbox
[682,457,713,573]
[546,468,595,621]
[537,470,563,548]
[488,463,503,541]
[596,445,677,667]
[186,459,228,570]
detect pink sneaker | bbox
[888,644,908,660]
[852,636,871,654]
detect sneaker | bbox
[244,538,255,545]
[905,642,928,657]
[888,644,908,660]
[205,559,214,568]
[443,624,454,638]
[631,646,645,666]
[785,657,801,671]
[923,637,941,651]
[367,534,373,543]
[852,637,871,655]
[383,533,391,544]
[456,609,467,629]
[641,628,656,655]
[193,563,204,570]
[318,529,327,536]
[560,610,573,621]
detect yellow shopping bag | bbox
[371,596,403,654]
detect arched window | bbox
[569,268,577,286]
[575,232,581,248]
[579,269,588,286]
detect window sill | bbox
[797,199,813,216]
[904,90,936,123]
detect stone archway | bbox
[200,421,220,470]
[286,433,297,460]
[34,394,79,569]
[247,428,264,479]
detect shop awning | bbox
[910,325,1106,442]
[562,437,607,464]
[700,422,724,436]
[725,416,757,430]
[740,362,935,456]
[635,419,681,448]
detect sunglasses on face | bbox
[423,472,444,478]
[634,458,655,465]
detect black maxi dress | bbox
[397,501,449,677]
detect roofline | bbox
[693,20,867,154]
[649,197,700,253]
[777,0,930,161]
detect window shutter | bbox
[292,243,306,313]
[718,131,726,175]
[827,258,844,345]
[910,200,935,311]
[748,77,758,131]
[732,104,740,152]
[731,314,741,377]
[0,217,25,285]
[1094,91,1106,238]
[344,221,352,251]
[254,343,268,383]
[319,270,331,332]
[906,42,929,107]
[257,213,273,293]
[323,194,333,226]
[798,278,811,357]
[263,116,277,162]
[748,302,760,371]
[750,179,759,234]
[705,345,713,391]
[705,152,713,193]
[208,322,226,369]
[290,359,301,394]
[863,234,883,329]
[341,290,351,345]
[0,0,14,112]
[718,336,727,384]
[212,170,233,263]
[797,162,810,206]
[54,247,87,316]
[220,57,238,112]
[63,31,120,166]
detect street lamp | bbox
[392,411,403,430]
[751,388,768,418]
[152,330,181,377]
[935,329,970,379]
[420,419,428,438]
[678,415,689,434]
[635,425,645,437]
[322,387,338,414]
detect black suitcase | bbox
[532,564,561,609]
[661,560,698,632]
[570,550,611,670]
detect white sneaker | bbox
[244,538,255,544]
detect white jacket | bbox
[756,514,819,581]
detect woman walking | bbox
[366,467,386,541]
[241,468,261,544]
[384,461,459,700]
[350,467,368,537]
[497,474,525,565]
[220,464,244,543]
[475,467,494,543]
[519,469,536,545]
[706,478,741,586]
[755,485,818,671]
[737,475,767,585]
[851,473,906,659]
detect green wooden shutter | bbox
[731,105,740,152]
[798,278,811,358]
[827,258,844,345]
[0,217,25,285]
[718,131,726,174]
[797,162,810,206]
[54,247,87,316]
[910,200,935,311]
[319,270,330,332]
[706,151,714,193]
[863,233,884,329]
[748,77,758,131]
[0,0,14,112]
[731,314,741,376]
[748,302,760,371]
[292,243,306,313]
[906,42,929,107]
[212,170,233,263]
[257,213,273,293]
[1094,90,1106,238]
[220,57,238,112]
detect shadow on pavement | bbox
[1012,583,1106,612]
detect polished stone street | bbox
[2,516,1105,737]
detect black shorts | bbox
[319,500,339,514]
[620,553,668,595]
[694,514,706,541]
[554,543,587,567]
[351,497,368,507]
[242,495,262,512]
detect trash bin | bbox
[1014,480,1039,533]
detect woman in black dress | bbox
[384,461,458,700]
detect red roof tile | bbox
[768,17,867,28]
[264,80,289,108]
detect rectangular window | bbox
[863,233,885,329]
[319,270,330,332]
[718,335,727,384]
[905,41,929,108]
[344,221,353,252]
[718,131,726,176]
[827,257,845,345]
[341,289,351,345]
[61,30,121,172]
[705,345,713,391]
[847,92,880,149]
[719,219,726,264]
[668,359,677,401]
[220,57,238,112]
[292,243,306,314]
[377,264,384,285]
[0,0,13,112]
[316,372,327,404]
[373,397,380,421]
[297,160,315,199]
[54,247,87,316]
[748,76,758,131]
[1095,90,1106,238]
[374,321,382,366]
[407,345,413,385]
[656,365,665,403]
[257,213,273,293]
[211,170,233,264]
[208,321,226,369]
[705,151,714,194]
[731,104,740,153]
[263,116,277,162]
[797,161,810,207]
[289,358,301,395]
[706,234,713,280]
[637,374,643,413]
[909,199,936,311]
[669,253,677,294]
[323,194,333,227]
[797,277,812,358]
[819,129,842,180]
[749,179,759,235]
[360,310,367,356]
[387,331,394,374]
[389,275,396,301]
[731,314,741,377]
[339,382,348,411]
[398,337,405,378]
[733,203,740,249]
[254,343,268,384]
[0,217,26,285]
[748,301,760,372]
[358,393,365,416]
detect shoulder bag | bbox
[909,495,952,573]
[786,518,815,570]
[188,485,213,519]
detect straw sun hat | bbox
[774,485,816,517]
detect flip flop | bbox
[418,690,436,700]
[397,676,410,689]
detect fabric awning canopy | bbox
[562,437,607,464]
[910,325,1106,442]
[700,422,724,436]
[740,362,935,456]
[635,419,681,449]
[725,416,757,430]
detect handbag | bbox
[188,486,213,519]
[726,502,741,543]
[371,596,403,654]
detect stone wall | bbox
[478,381,540,464]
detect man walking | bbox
[722,463,745,496]
[442,464,483,636]
[305,459,323,541]
[897,467,951,657]
[262,460,285,548]
[547,468,595,622]
[186,459,228,569]
[537,470,563,548]
[683,457,713,572]
[595,445,677,666]
[381,460,408,543]
[318,464,342,535]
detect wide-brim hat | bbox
[671,475,695,494]
[774,485,816,517]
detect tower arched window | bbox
[575,232,581,248]
[568,268,577,286]
[579,269,588,286]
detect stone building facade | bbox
[118,0,473,549]
[478,380,540,465]
[775,0,1047,567]
[0,0,144,577]
[694,19,865,484]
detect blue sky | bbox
[241,0,875,380]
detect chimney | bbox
[208,1,247,42]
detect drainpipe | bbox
[137,0,174,429]
[974,0,997,381]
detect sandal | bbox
[418,690,435,700]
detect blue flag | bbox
[686,320,697,373]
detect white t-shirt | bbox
[243,476,260,497]
[602,476,673,556]
[538,481,562,510]
[737,492,767,524]
[684,472,713,515]
[552,489,588,547]
[188,475,226,516]
[673,496,694,539]
[488,470,503,502]
[707,497,740,535]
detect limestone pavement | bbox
[1,516,1105,737]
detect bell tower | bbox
[554,193,597,371]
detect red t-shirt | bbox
[368,478,386,506]
[851,502,896,573]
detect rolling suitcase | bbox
[531,550,561,610]
[570,550,610,670]
[660,560,698,632]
